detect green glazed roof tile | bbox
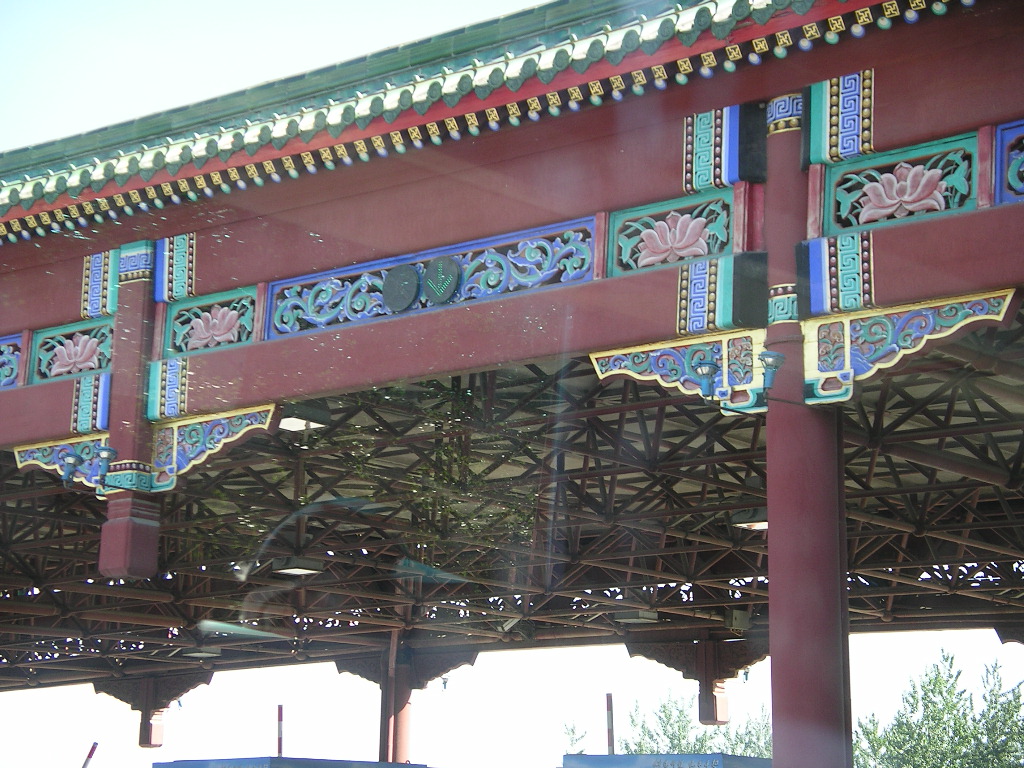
[0,0,892,232]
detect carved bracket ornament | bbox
[626,638,769,682]
[15,436,111,489]
[804,290,1015,405]
[152,406,275,489]
[14,406,275,493]
[590,328,771,413]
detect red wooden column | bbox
[98,254,161,579]
[379,631,414,764]
[763,94,852,768]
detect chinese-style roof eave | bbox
[0,0,907,240]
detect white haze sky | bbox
[1,2,1023,768]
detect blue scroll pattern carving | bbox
[272,272,388,335]
[267,219,593,339]
[849,298,1004,376]
[0,334,20,389]
[153,406,274,487]
[590,329,768,412]
[15,437,109,488]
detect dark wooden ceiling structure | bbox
[2,300,1023,694]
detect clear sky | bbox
[1,3,1024,768]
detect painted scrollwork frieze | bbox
[266,218,594,339]
[0,334,21,390]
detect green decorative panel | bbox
[682,103,765,195]
[71,373,110,434]
[155,232,197,301]
[80,250,119,318]
[31,319,114,383]
[608,191,732,277]
[163,288,257,357]
[148,358,188,420]
[825,134,976,235]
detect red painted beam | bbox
[871,204,1024,307]
[183,269,679,415]
[0,377,77,448]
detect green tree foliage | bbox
[854,653,1024,768]
[617,696,772,758]
[563,723,587,754]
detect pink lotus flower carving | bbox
[50,333,101,376]
[637,212,709,268]
[186,305,241,350]
[858,162,947,224]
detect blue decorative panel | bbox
[81,250,118,318]
[266,218,594,340]
[71,373,110,434]
[0,334,21,389]
[808,71,874,164]
[799,232,874,317]
[995,119,1024,206]
[155,232,197,302]
[118,240,155,281]
[766,93,803,135]
[676,251,767,335]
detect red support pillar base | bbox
[98,494,161,579]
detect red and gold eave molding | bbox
[0,0,971,244]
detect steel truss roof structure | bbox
[2,304,1023,692]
